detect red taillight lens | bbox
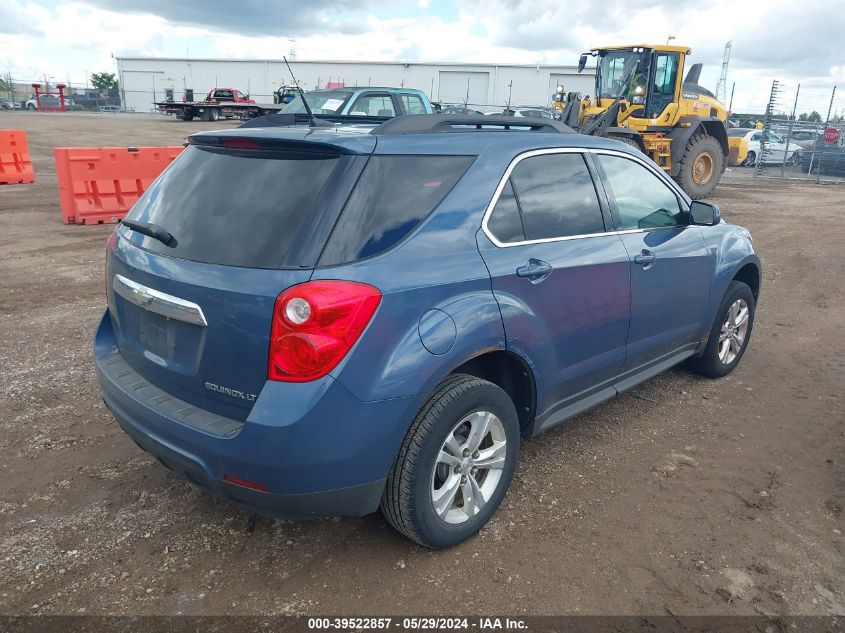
[268,280,381,382]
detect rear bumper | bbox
[94,311,421,518]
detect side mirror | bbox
[578,54,588,73]
[689,200,721,226]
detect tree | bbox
[799,111,822,122]
[0,76,8,92]
[90,72,117,90]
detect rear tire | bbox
[677,133,724,199]
[688,281,755,378]
[381,374,520,548]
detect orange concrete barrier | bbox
[54,146,184,224]
[0,130,35,185]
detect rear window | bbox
[122,145,347,268]
[319,155,474,265]
[281,90,353,114]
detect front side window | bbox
[597,154,685,230]
[487,180,525,243]
[510,153,605,240]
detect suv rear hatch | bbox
[105,131,374,421]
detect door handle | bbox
[516,258,553,282]
[634,250,657,267]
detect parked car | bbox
[500,107,556,119]
[439,105,485,116]
[24,94,73,110]
[801,135,845,176]
[0,97,21,110]
[95,114,760,548]
[787,129,820,151]
[727,128,802,166]
[282,87,433,117]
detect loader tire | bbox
[677,133,724,199]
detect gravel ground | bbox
[0,112,843,617]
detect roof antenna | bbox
[284,55,327,128]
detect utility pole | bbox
[781,84,799,178]
[715,41,732,104]
[506,80,513,113]
[816,85,837,184]
[755,79,780,177]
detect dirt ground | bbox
[1,112,843,617]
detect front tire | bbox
[688,281,755,378]
[677,133,725,199]
[381,374,520,548]
[743,151,757,167]
[608,134,642,152]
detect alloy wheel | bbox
[719,298,750,364]
[430,411,507,524]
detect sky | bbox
[1,0,843,115]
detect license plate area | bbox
[112,275,208,375]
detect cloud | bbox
[0,0,45,35]
[3,0,843,115]
[80,0,373,36]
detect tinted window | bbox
[123,145,344,268]
[727,129,749,137]
[487,180,525,243]
[401,94,427,114]
[509,153,605,240]
[350,94,396,116]
[320,155,474,264]
[597,154,684,230]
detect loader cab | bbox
[588,46,687,121]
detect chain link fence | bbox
[742,82,845,183]
[1,74,120,112]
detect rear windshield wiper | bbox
[120,219,176,247]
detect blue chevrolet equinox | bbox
[95,115,761,548]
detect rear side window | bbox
[320,155,474,265]
[350,94,396,116]
[509,153,605,240]
[123,145,346,268]
[401,94,427,114]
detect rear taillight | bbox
[268,280,381,382]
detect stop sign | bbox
[824,127,840,143]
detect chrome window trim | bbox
[112,274,208,327]
[481,147,690,248]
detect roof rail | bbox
[372,114,574,135]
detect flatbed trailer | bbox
[155,100,283,122]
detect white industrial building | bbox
[114,56,596,113]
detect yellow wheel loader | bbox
[554,45,730,198]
